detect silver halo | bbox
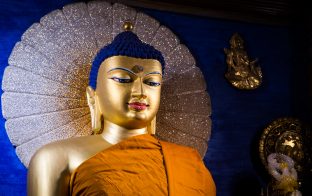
[1,1,212,167]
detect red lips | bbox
[128,102,148,110]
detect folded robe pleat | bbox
[71,134,216,196]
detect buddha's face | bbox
[95,56,162,129]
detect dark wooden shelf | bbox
[98,0,294,26]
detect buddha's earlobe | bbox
[86,86,102,134]
[147,116,156,134]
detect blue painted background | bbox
[0,0,310,195]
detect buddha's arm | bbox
[27,145,70,196]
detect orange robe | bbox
[71,134,216,196]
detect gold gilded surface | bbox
[88,56,162,136]
[28,56,163,196]
[8,2,213,194]
[123,21,134,31]
[259,117,312,178]
[1,1,212,167]
[224,33,262,90]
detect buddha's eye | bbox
[110,77,132,83]
[144,80,161,87]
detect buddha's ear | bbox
[86,86,102,134]
[147,116,156,135]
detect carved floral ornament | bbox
[1,1,212,166]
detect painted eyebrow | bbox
[144,71,162,77]
[107,67,137,76]
[108,68,162,77]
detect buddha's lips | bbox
[128,102,148,110]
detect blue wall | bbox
[0,0,309,195]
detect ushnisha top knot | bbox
[89,25,165,89]
[123,21,134,31]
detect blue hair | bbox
[89,31,165,89]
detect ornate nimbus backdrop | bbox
[2,1,212,167]
[0,0,310,195]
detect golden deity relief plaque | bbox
[224,33,262,90]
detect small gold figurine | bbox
[224,33,262,90]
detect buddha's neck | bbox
[101,120,148,144]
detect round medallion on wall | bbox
[259,117,311,178]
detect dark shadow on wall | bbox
[251,127,271,186]
[290,5,312,195]
[230,126,278,196]
[230,171,262,196]
[289,0,312,124]
[237,126,273,196]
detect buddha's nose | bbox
[132,77,147,99]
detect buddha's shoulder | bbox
[30,135,112,169]
[34,135,106,152]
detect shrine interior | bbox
[0,0,311,195]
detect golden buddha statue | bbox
[26,26,216,195]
